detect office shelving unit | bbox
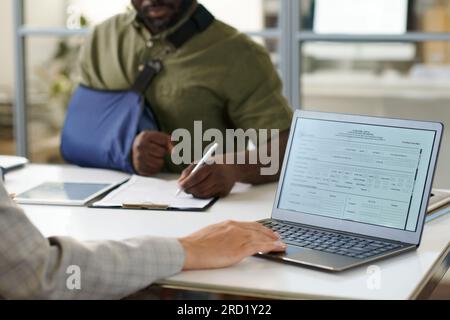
[13,0,450,157]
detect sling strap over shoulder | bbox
[135,4,215,49]
[167,4,215,48]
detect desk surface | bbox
[5,164,450,300]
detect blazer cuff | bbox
[140,237,185,280]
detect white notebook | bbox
[0,155,28,172]
[93,175,215,210]
[428,189,450,213]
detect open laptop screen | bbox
[277,117,437,232]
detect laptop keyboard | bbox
[262,220,403,259]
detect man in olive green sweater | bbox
[79,0,293,198]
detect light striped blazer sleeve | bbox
[0,181,185,300]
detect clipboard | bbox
[92,175,217,211]
[118,197,219,211]
[122,202,170,210]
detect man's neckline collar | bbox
[129,0,198,40]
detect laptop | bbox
[258,110,443,271]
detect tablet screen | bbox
[15,182,115,205]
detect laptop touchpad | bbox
[266,244,355,270]
[285,245,308,255]
[268,245,309,256]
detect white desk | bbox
[5,164,450,300]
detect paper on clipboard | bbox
[93,175,214,210]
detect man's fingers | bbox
[186,182,219,199]
[142,131,171,148]
[179,164,195,182]
[144,143,168,158]
[179,166,212,191]
[185,181,215,198]
[135,159,164,176]
[167,135,175,153]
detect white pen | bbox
[175,142,219,196]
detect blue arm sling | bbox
[61,61,161,173]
